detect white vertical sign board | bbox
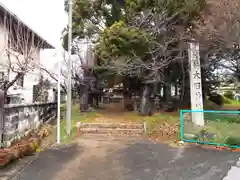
[188,42,204,126]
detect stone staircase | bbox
[76,122,147,136]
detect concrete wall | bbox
[1,102,57,148]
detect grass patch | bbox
[60,104,98,144]
[204,99,221,110]
[204,95,240,110]
[183,112,240,147]
[223,96,240,105]
[143,113,178,134]
[143,113,179,141]
[96,111,180,140]
[60,102,240,147]
[205,113,240,123]
[60,103,180,143]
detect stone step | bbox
[78,128,144,135]
[76,122,144,129]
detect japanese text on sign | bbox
[188,41,204,126]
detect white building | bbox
[0,3,54,104]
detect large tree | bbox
[62,0,126,111]
[94,0,206,114]
[193,0,240,87]
[66,0,237,114]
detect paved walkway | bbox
[3,135,240,180]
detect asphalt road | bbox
[9,136,240,180]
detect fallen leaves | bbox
[159,122,179,137]
[190,143,240,152]
[0,138,40,167]
[147,121,181,147]
[37,124,52,138]
[231,148,240,152]
[150,121,179,140]
[0,125,52,167]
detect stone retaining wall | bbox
[1,102,57,147]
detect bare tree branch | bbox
[40,67,67,93]
[0,11,45,94]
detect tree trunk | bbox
[139,84,152,116]
[93,93,99,107]
[163,84,171,101]
[174,83,178,96]
[179,79,190,108]
[80,91,89,112]
[163,68,171,101]
[2,72,24,94]
[88,93,93,107]
[123,91,133,111]
[123,79,134,111]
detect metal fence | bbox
[180,110,240,148]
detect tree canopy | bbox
[61,0,240,113]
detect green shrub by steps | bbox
[208,93,224,106]
[223,96,231,104]
[224,91,234,100]
[222,96,240,105]
[225,136,240,146]
[204,99,221,110]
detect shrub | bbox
[225,136,240,146]
[223,96,231,104]
[208,93,224,106]
[224,91,234,99]
[203,99,220,109]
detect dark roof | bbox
[0,3,54,49]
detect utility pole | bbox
[66,0,73,135]
[57,50,61,143]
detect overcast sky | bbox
[0,0,67,47]
[0,0,68,79]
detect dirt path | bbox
[12,135,240,180]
